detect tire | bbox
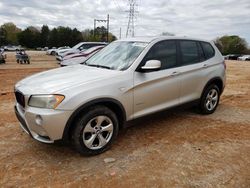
[71,105,119,155]
[51,51,56,56]
[17,60,19,64]
[199,84,220,114]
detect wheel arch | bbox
[62,98,126,142]
[201,77,224,98]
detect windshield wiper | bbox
[86,64,112,70]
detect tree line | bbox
[0,22,249,54]
[214,35,249,55]
[0,22,117,48]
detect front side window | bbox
[180,40,200,66]
[142,40,177,70]
[85,41,148,70]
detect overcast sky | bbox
[0,0,249,43]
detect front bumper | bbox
[14,103,72,144]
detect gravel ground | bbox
[0,51,249,187]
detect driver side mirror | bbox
[139,60,161,72]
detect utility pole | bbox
[119,27,122,39]
[93,19,96,38]
[93,14,110,42]
[126,0,138,38]
[107,14,109,42]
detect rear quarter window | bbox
[201,42,215,60]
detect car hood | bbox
[15,65,119,94]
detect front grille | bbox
[15,91,25,108]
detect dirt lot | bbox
[0,51,249,187]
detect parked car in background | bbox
[60,46,105,66]
[246,56,250,61]
[46,46,70,55]
[237,55,250,61]
[37,47,49,51]
[0,49,6,64]
[4,45,21,51]
[224,54,241,60]
[14,36,226,155]
[56,42,107,61]
[43,47,49,51]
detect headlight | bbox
[28,95,65,109]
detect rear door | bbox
[177,40,215,103]
[133,40,181,118]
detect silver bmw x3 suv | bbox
[14,36,226,155]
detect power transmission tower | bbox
[126,0,138,38]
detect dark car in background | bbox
[224,54,241,60]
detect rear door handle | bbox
[203,64,208,68]
[171,71,179,76]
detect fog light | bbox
[35,115,43,125]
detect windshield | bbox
[84,41,148,70]
[72,43,83,49]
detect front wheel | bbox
[199,84,220,114]
[71,106,119,155]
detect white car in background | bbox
[237,55,250,61]
[60,46,105,66]
[4,45,21,51]
[56,42,107,61]
[46,46,70,55]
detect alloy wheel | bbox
[82,115,114,150]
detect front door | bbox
[133,40,181,119]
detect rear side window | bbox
[201,42,215,59]
[143,40,177,70]
[179,40,200,65]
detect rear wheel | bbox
[199,84,220,114]
[71,106,119,155]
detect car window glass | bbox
[143,40,177,70]
[180,41,200,65]
[201,42,215,59]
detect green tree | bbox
[40,25,50,47]
[70,28,83,46]
[0,22,21,45]
[17,26,41,48]
[48,28,58,47]
[215,35,248,55]
[0,27,7,46]
[88,26,117,42]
